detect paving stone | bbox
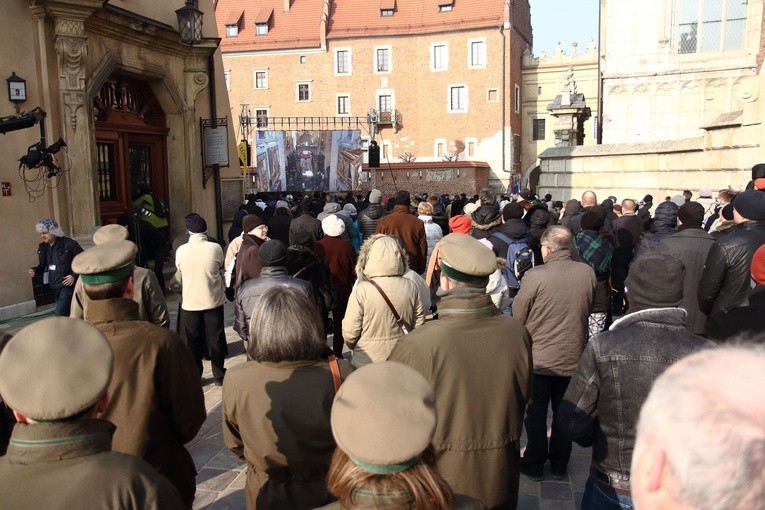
[540,480,573,501]
[540,499,576,510]
[207,450,246,470]
[190,443,226,471]
[196,467,240,492]
[192,489,218,510]
[517,494,540,510]
[208,489,246,509]
[229,469,247,490]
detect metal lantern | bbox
[176,0,203,45]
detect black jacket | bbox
[357,204,388,241]
[633,202,678,259]
[707,286,765,342]
[698,220,765,316]
[33,237,83,289]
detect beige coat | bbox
[342,236,424,367]
[174,233,225,311]
[70,266,169,327]
[512,249,596,377]
[222,358,354,510]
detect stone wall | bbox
[358,161,490,197]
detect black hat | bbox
[258,240,288,267]
[394,190,411,206]
[626,254,684,313]
[642,194,654,203]
[242,214,266,233]
[678,202,705,227]
[185,213,207,234]
[502,202,525,220]
[581,210,605,231]
[733,190,765,221]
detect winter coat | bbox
[418,214,443,272]
[0,420,185,509]
[357,203,389,240]
[558,308,711,494]
[513,249,596,376]
[469,204,503,240]
[285,245,337,331]
[388,288,532,508]
[228,207,247,242]
[375,205,428,273]
[698,220,765,316]
[633,201,678,259]
[314,236,357,298]
[222,357,354,510]
[486,219,528,259]
[32,236,83,290]
[84,298,206,506]
[655,227,716,334]
[707,286,765,342]
[289,212,323,247]
[235,234,267,286]
[267,212,292,246]
[233,267,313,341]
[342,236,425,367]
[174,233,226,311]
[610,213,643,267]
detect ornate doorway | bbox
[94,76,169,226]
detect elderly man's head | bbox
[631,344,765,510]
[581,191,598,207]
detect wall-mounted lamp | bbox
[176,0,203,45]
[7,72,26,103]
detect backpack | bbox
[490,232,536,290]
[150,192,170,218]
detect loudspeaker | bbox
[368,142,380,168]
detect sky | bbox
[530,0,600,57]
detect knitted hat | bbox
[369,189,383,204]
[35,219,64,237]
[733,190,765,221]
[755,178,765,191]
[242,214,265,234]
[581,210,604,231]
[502,202,525,220]
[699,187,713,198]
[185,213,207,234]
[275,200,290,210]
[678,202,705,227]
[0,317,113,421]
[643,194,654,203]
[322,215,345,237]
[448,215,471,234]
[331,362,436,474]
[626,254,685,313]
[300,197,312,213]
[343,203,357,216]
[258,240,288,267]
[752,244,765,285]
[324,202,341,214]
[394,190,411,206]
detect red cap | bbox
[448,215,471,234]
[752,244,765,285]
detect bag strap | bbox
[328,355,342,393]
[368,279,410,335]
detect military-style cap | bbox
[438,233,497,284]
[0,317,113,421]
[92,224,129,245]
[331,361,436,474]
[72,239,137,285]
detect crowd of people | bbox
[2,168,765,509]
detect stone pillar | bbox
[547,67,591,147]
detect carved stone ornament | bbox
[54,17,88,131]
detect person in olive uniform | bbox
[73,240,206,507]
[0,317,185,509]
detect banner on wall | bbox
[255,130,363,192]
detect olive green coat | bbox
[388,288,533,510]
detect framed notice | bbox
[200,118,230,168]
[221,178,243,221]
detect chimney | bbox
[284,0,290,13]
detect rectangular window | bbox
[487,88,499,102]
[337,95,350,115]
[336,49,351,74]
[376,48,390,72]
[382,141,391,160]
[678,0,746,54]
[297,83,311,102]
[254,71,267,89]
[467,139,476,157]
[449,85,468,113]
[255,109,268,128]
[513,135,521,164]
[381,9,394,16]
[532,119,546,141]
[256,23,268,36]
[432,43,448,71]
[224,71,231,91]
[439,4,453,12]
[226,25,238,37]
[469,40,486,67]
[434,139,446,157]
[379,94,393,122]
[514,84,521,113]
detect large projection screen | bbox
[255,129,362,192]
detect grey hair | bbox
[248,285,327,362]
[540,225,571,253]
[633,342,765,510]
[417,201,433,216]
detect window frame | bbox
[256,23,269,36]
[374,46,392,74]
[434,138,447,158]
[253,70,268,90]
[676,0,748,54]
[468,38,487,69]
[532,118,546,141]
[226,24,239,37]
[334,47,352,76]
[296,82,311,102]
[430,42,449,72]
[336,94,351,116]
[448,84,468,113]
[254,108,269,129]
[514,84,521,113]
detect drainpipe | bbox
[501,24,507,188]
[208,55,224,242]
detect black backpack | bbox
[490,232,536,290]
[150,193,170,218]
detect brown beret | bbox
[439,233,497,284]
[242,214,265,234]
[0,317,113,420]
[92,224,129,245]
[72,240,137,285]
[331,361,436,474]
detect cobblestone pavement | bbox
[2,295,591,509]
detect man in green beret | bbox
[72,240,206,507]
[389,233,533,509]
[70,224,169,327]
[0,317,185,509]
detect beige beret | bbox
[92,224,129,245]
[331,361,436,474]
[439,233,497,284]
[0,317,113,421]
[72,240,137,284]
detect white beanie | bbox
[322,214,346,237]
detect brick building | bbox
[215,0,532,192]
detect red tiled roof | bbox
[328,0,505,39]
[380,0,396,10]
[225,9,243,25]
[254,8,274,24]
[215,0,326,52]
